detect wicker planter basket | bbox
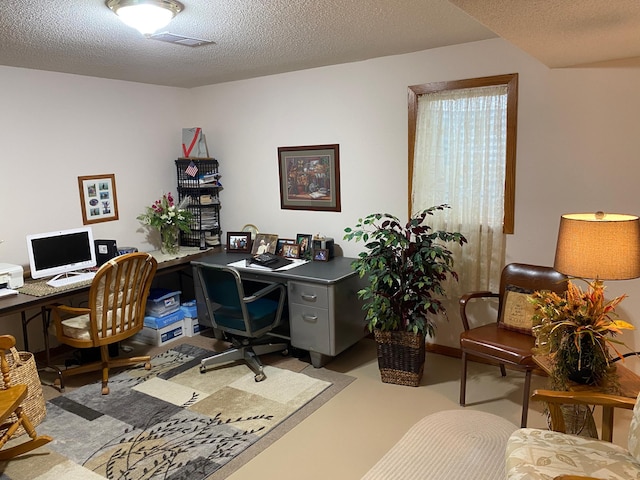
[374,330,425,387]
[0,348,47,436]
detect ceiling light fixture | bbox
[106,0,184,37]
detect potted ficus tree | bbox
[343,204,467,386]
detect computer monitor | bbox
[26,227,97,279]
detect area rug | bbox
[0,343,354,480]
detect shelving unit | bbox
[175,158,222,248]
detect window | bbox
[408,73,518,294]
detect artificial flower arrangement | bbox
[529,278,634,391]
[137,193,192,254]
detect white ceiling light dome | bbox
[106,0,184,36]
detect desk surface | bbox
[0,248,216,318]
[192,252,358,284]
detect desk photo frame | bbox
[78,174,119,225]
[227,232,251,253]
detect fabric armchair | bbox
[506,390,640,479]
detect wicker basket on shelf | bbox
[374,330,425,387]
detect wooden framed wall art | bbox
[278,144,341,212]
[77,174,119,225]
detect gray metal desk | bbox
[192,252,367,367]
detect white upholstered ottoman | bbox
[361,410,518,480]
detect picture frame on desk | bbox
[277,144,341,212]
[275,238,296,256]
[226,232,251,253]
[251,233,278,255]
[282,243,300,259]
[313,249,329,262]
[296,233,312,256]
[77,174,119,225]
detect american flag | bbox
[185,160,198,177]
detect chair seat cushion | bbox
[506,428,640,479]
[461,324,535,366]
[61,314,115,340]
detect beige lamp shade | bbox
[554,212,640,280]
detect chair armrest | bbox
[51,305,91,316]
[459,291,498,330]
[243,282,285,303]
[532,389,637,410]
[532,389,636,434]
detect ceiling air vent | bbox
[149,32,214,47]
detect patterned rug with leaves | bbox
[0,343,352,480]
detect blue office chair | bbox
[192,262,288,382]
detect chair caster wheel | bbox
[101,385,110,395]
[144,362,151,370]
[281,349,289,356]
[254,372,266,382]
[200,365,206,374]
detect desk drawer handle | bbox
[301,293,317,302]
[302,314,318,323]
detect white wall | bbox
[189,38,640,356]
[2,37,640,361]
[0,67,190,349]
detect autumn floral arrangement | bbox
[529,278,634,391]
[137,193,192,254]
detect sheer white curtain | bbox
[411,85,507,299]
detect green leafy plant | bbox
[343,205,467,338]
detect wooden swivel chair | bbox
[50,252,158,394]
[0,335,52,459]
[459,263,567,427]
[192,262,288,382]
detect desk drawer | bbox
[288,281,329,308]
[289,304,331,354]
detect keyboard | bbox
[46,271,96,288]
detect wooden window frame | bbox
[408,73,518,234]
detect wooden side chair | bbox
[459,263,567,427]
[0,334,52,460]
[50,252,158,394]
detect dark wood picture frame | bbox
[278,144,341,212]
[313,248,329,262]
[276,238,296,256]
[226,232,251,253]
[77,173,119,225]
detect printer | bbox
[0,263,24,289]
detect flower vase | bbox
[160,226,180,255]
[557,336,609,386]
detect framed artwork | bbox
[251,233,278,255]
[296,233,312,255]
[276,238,296,256]
[278,144,341,212]
[313,249,329,262]
[282,243,300,259]
[77,174,119,225]
[226,232,251,253]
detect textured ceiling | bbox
[0,1,637,89]
[450,0,640,68]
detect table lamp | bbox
[554,212,640,282]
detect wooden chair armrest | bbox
[459,291,498,330]
[532,389,637,434]
[532,389,637,410]
[51,304,91,316]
